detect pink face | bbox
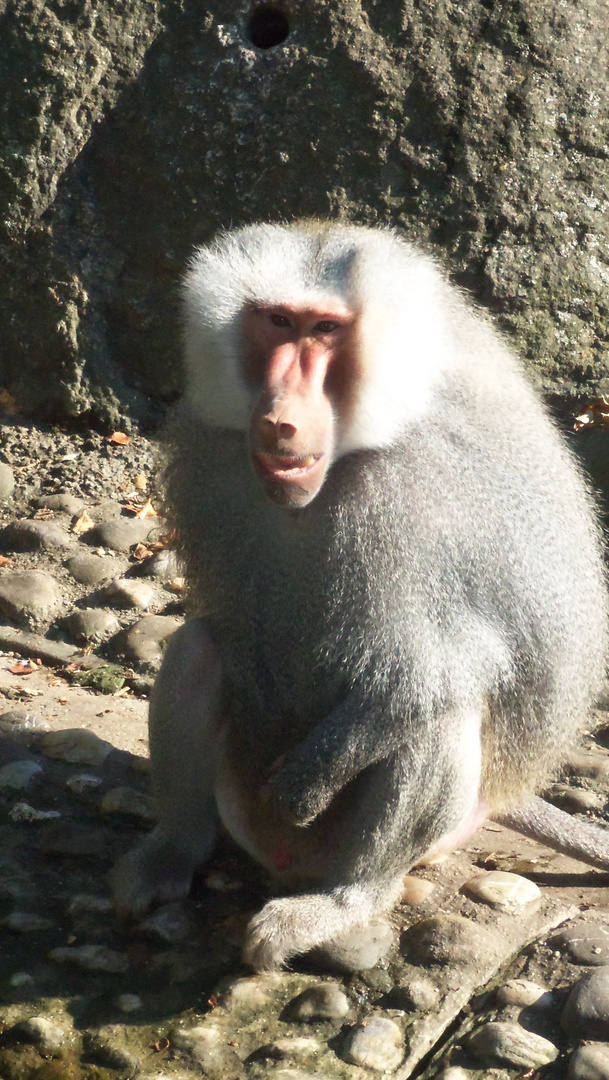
[241,303,357,508]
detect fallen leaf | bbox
[152,1038,170,1053]
[8,664,35,675]
[33,508,53,520]
[168,577,187,593]
[132,542,155,561]
[125,498,157,519]
[134,474,147,491]
[574,397,609,430]
[108,431,130,445]
[0,555,14,567]
[71,509,94,535]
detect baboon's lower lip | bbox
[254,453,322,479]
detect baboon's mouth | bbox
[254,452,323,480]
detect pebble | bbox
[111,613,182,664]
[286,983,350,1022]
[15,1015,69,1054]
[84,517,160,553]
[3,911,54,932]
[390,975,441,1012]
[0,625,77,662]
[463,870,541,911]
[2,518,75,552]
[86,498,124,522]
[9,802,60,822]
[66,772,104,794]
[434,1069,470,1080]
[562,967,609,1039]
[0,569,63,627]
[220,975,282,1013]
[101,785,155,820]
[0,462,15,500]
[68,893,113,915]
[40,728,114,766]
[141,548,183,580]
[568,1042,609,1080]
[64,551,127,586]
[101,577,156,610]
[262,1072,319,1080]
[255,1037,321,1062]
[497,978,552,1007]
[0,708,45,732]
[115,993,144,1013]
[554,922,609,965]
[205,871,242,892]
[85,1026,141,1071]
[140,903,193,944]
[343,1015,405,1072]
[9,971,35,988]
[170,1024,244,1076]
[565,748,609,779]
[49,944,129,973]
[402,914,497,965]
[467,1020,558,1067]
[0,759,42,789]
[544,783,604,813]
[401,874,436,903]
[65,607,121,643]
[35,493,85,515]
[318,919,395,972]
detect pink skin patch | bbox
[274,843,293,872]
[425,800,490,859]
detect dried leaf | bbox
[8,664,34,675]
[132,542,154,561]
[125,498,157,519]
[152,1038,170,1053]
[134,473,147,491]
[72,509,94,535]
[109,431,130,445]
[0,555,14,567]
[574,397,609,431]
[33,508,53,520]
[168,577,187,594]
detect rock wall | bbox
[0,0,608,426]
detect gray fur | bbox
[112,222,608,970]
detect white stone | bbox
[468,1021,558,1067]
[463,870,541,911]
[49,944,129,973]
[40,728,114,765]
[0,760,42,789]
[344,1015,405,1072]
[497,979,552,1007]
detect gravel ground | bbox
[0,415,608,1080]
